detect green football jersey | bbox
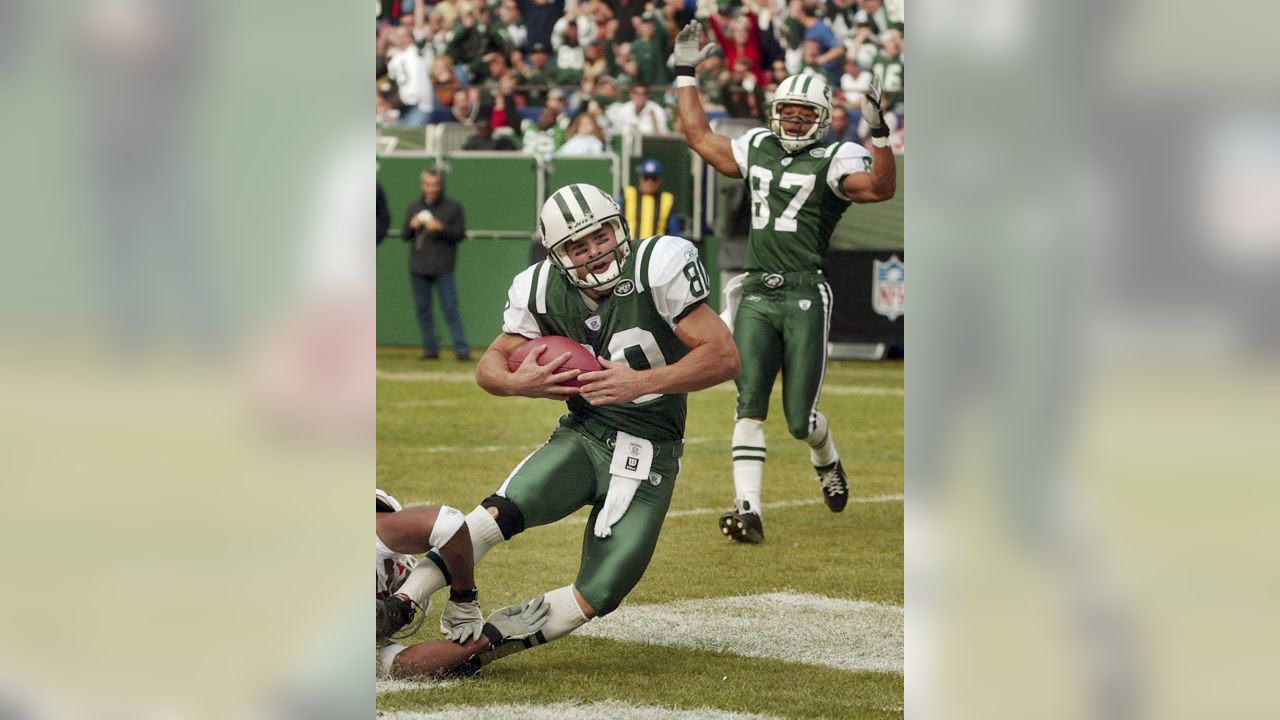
[502,235,711,442]
[731,128,873,273]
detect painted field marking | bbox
[578,591,903,673]
[377,701,783,720]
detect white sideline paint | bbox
[376,679,457,695]
[578,592,903,673]
[378,701,783,720]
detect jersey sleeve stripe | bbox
[534,260,550,313]
[672,297,706,326]
[639,236,659,293]
[526,261,542,312]
[632,237,654,294]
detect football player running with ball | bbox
[674,21,896,543]
[379,183,739,677]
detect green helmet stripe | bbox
[568,184,591,216]
[800,74,813,94]
[552,189,575,224]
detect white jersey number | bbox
[748,168,816,233]
[608,328,666,404]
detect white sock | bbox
[806,412,839,468]
[395,505,505,605]
[732,418,766,515]
[477,584,591,666]
[539,584,592,641]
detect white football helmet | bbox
[768,74,833,153]
[538,183,631,291]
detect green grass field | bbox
[376,346,903,719]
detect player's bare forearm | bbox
[476,333,581,399]
[389,636,490,679]
[842,145,897,203]
[677,87,740,178]
[436,522,475,593]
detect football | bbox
[507,335,602,387]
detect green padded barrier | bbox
[546,155,619,198]
[441,153,540,235]
[634,136,694,219]
[377,155,437,228]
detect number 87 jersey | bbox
[732,129,873,274]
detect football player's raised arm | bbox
[677,86,740,178]
[673,21,740,178]
[841,143,896,203]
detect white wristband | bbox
[871,135,891,148]
[674,76,698,89]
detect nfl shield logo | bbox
[872,256,905,321]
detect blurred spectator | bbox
[840,56,872,104]
[799,39,827,78]
[431,56,461,108]
[631,14,670,87]
[794,1,844,86]
[708,10,765,85]
[824,104,859,144]
[721,57,765,120]
[556,114,607,155]
[495,0,528,54]
[852,0,890,37]
[766,58,789,89]
[463,118,518,149]
[872,29,903,111]
[824,0,860,40]
[519,42,555,106]
[554,6,598,49]
[582,40,609,80]
[521,106,568,158]
[447,3,507,85]
[609,0,647,42]
[450,87,482,124]
[608,41,638,81]
[518,0,566,49]
[377,183,390,245]
[387,27,433,126]
[697,53,727,108]
[402,169,470,361]
[619,158,681,238]
[552,19,586,84]
[607,82,669,133]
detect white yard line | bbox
[377,701,784,720]
[578,591,903,673]
[376,679,457,695]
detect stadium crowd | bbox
[375,0,904,150]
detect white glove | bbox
[484,595,551,643]
[673,21,718,71]
[860,74,889,137]
[440,597,484,643]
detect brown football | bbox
[507,335,602,387]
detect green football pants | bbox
[496,417,680,615]
[733,276,832,439]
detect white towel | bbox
[719,272,747,334]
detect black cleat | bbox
[718,509,765,544]
[815,460,849,512]
[377,594,417,640]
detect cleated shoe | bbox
[377,594,418,640]
[718,509,765,544]
[815,460,849,512]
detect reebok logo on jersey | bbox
[586,315,602,331]
[648,472,662,486]
[799,299,812,310]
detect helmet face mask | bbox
[539,184,632,291]
[768,74,833,152]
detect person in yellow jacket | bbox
[617,158,682,238]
